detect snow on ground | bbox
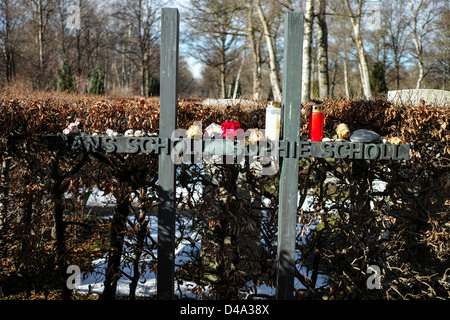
[75,215,206,298]
[74,176,386,298]
[74,193,324,299]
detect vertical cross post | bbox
[157,8,179,300]
[277,11,304,300]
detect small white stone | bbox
[106,129,118,137]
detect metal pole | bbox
[157,8,179,300]
[276,11,304,300]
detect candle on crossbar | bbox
[309,104,324,141]
[265,101,281,141]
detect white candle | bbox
[265,102,281,141]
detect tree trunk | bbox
[247,4,261,100]
[345,0,373,100]
[219,61,226,99]
[250,39,262,100]
[330,60,337,97]
[38,1,44,71]
[395,57,401,90]
[219,33,227,99]
[256,0,282,101]
[354,26,372,99]
[317,0,329,99]
[4,48,15,82]
[416,59,424,89]
[141,51,148,96]
[1,0,15,83]
[302,0,314,103]
[232,50,246,100]
[412,19,425,90]
[344,54,350,99]
[409,0,426,90]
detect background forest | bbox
[0,0,448,99]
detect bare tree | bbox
[113,0,162,96]
[246,1,262,100]
[54,0,70,57]
[408,0,442,89]
[232,48,246,99]
[0,0,19,82]
[343,49,351,98]
[381,0,410,90]
[27,0,56,81]
[316,0,329,99]
[343,0,372,99]
[255,0,282,101]
[188,0,244,99]
[430,5,449,90]
[327,4,352,99]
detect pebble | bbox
[349,129,380,143]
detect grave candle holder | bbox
[265,101,281,141]
[309,104,324,142]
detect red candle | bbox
[309,104,324,141]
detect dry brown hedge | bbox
[0,91,448,300]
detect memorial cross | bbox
[47,9,410,300]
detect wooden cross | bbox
[47,9,410,300]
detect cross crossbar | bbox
[47,135,410,161]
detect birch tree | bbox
[329,8,352,98]
[255,0,281,101]
[247,1,262,100]
[317,0,329,99]
[302,0,314,103]
[343,0,372,99]
[408,0,441,89]
[27,0,56,86]
[232,48,246,99]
